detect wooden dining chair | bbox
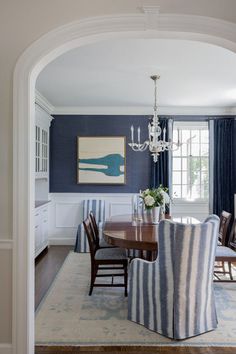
[218,210,232,246]
[89,211,116,249]
[83,217,128,296]
[214,210,232,276]
[215,218,236,282]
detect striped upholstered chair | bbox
[74,200,105,253]
[128,215,220,339]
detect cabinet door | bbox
[41,129,48,175]
[35,125,41,174]
[41,207,48,244]
[35,105,51,180]
[35,126,49,179]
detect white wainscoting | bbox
[48,193,210,245]
[48,193,134,245]
[171,200,209,222]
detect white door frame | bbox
[13,12,236,354]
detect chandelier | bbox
[128,75,180,162]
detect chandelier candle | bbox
[128,75,181,162]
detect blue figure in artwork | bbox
[79,154,124,177]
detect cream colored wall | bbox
[1,0,236,345]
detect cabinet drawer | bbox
[35,224,41,250]
[35,211,41,225]
[41,208,48,222]
[35,204,49,257]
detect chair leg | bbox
[124,262,128,297]
[222,261,226,274]
[89,264,97,296]
[228,262,233,280]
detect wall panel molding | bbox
[55,202,82,228]
[0,343,13,354]
[48,193,210,244]
[49,193,134,244]
[0,239,13,250]
[109,202,131,217]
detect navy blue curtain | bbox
[150,118,171,190]
[213,119,236,224]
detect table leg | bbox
[146,251,152,261]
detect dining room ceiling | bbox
[36,38,236,108]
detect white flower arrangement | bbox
[140,186,170,210]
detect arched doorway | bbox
[13,13,236,354]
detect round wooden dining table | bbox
[103,214,200,259]
[103,214,161,252]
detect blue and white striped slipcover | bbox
[128,215,220,339]
[74,200,105,253]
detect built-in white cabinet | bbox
[35,203,50,258]
[35,103,53,257]
[35,105,52,179]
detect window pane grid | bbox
[172,123,209,201]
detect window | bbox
[172,122,209,201]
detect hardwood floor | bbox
[35,247,235,354]
[35,346,236,354]
[35,245,72,310]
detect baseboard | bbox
[49,238,75,246]
[0,343,12,354]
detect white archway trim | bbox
[13,13,236,354]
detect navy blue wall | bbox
[50,115,151,193]
[50,115,236,195]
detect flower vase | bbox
[152,206,160,224]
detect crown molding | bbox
[35,90,236,116]
[35,89,54,114]
[52,105,236,116]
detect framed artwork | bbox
[77,136,126,184]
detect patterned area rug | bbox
[35,252,236,346]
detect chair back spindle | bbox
[219,210,231,245]
[89,211,100,247]
[83,218,97,259]
[229,218,236,250]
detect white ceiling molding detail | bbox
[52,105,236,116]
[35,89,54,114]
[36,89,236,116]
